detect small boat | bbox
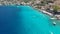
[53,22,56,26]
[50,18,57,19]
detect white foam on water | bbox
[50,32,54,34]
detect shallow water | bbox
[0,6,60,34]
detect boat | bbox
[50,18,57,19]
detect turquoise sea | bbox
[0,5,60,34]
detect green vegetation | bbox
[40,1,45,6]
[53,5,60,12]
[40,1,47,6]
[22,0,35,3]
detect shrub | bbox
[53,5,60,11]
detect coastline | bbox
[39,9,53,16]
[33,6,53,17]
[32,6,60,20]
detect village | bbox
[0,0,60,34]
[0,0,60,19]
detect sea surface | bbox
[0,5,60,34]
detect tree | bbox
[53,5,60,11]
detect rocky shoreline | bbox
[0,0,60,20]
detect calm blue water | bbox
[0,6,60,34]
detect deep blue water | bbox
[0,6,21,34]
[0,6,60,34]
